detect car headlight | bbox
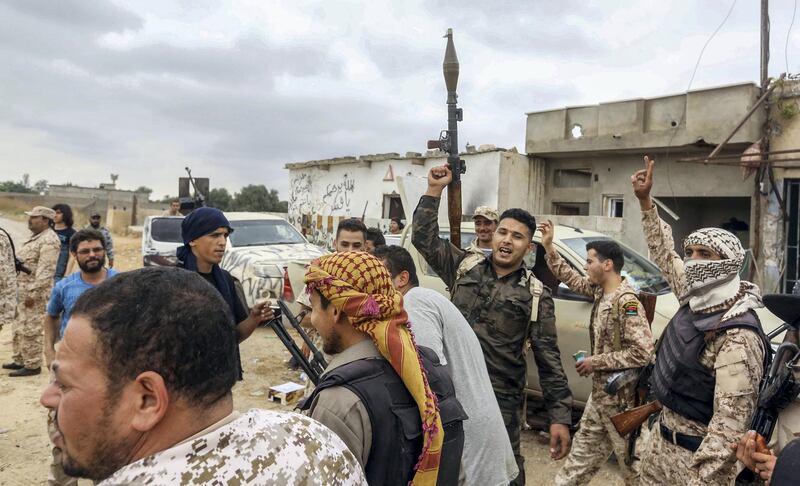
[253,263,283,279]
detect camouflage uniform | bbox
[12,227,59,369]
[97,409,367,485]
[412,195,572,485]
[466,238,492,257]
[0,229,16,333]
[545,252,654,486]
[636,206,765,486]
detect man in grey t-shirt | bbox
[374,245,518,486]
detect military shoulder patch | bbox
[622,300,639,316]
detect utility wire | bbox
[787,0,798,74]
[663,0,739,205]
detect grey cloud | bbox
[0,0,142,31]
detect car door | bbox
[524,247,595,407]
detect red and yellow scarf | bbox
[304,251,443,485]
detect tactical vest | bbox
[303,346,467,486]
[454,252,544,322]
[651,305,769,425]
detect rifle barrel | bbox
[278,300,329,370]
[267,317,321,385]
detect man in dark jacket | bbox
[177,207,273,379]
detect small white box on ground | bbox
[268,381,306,406]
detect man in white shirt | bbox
[374,245,518,486]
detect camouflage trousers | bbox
[11,298,45,369]
[637,419,697,485]
[47,410,78,486]
[555,395,637,486]
[496,392,526,486]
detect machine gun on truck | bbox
[177,167,208,214]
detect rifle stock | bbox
[611,401,662,437]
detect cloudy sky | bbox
[0,0,798,199]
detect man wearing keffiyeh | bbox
[300,251,466,486]
[631,156,770,486]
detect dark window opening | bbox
[554,169,592,188]
[553,202,590,216]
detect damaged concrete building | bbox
[286,80,800,293]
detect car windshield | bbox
[228,219,306,247]
[151,218,183,243]
[561,236,671,294]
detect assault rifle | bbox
[0,227,30,275]
[267,300,328,385]
[749,294,800,450]
[736,294,800,483]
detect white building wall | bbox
[286,151,510,248]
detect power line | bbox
[663,0,739,202]
[787,0,798,73]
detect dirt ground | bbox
[0,229,623,485]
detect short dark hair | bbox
[366,227,386,247]
[498,208,537,240]
[69,228,106,253]
[336,218,368,239]
[586,239,624,273]
[71,267,238,407]
[390,217,405,229]
[373,245,419,287]
[52,203,74,227]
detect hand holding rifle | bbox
[426,166,453,197]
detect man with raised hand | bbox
[540,221,653,485]
[412,165,572,485]
[631,156,770,485]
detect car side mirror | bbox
[557,282,594,303]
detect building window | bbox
[604,195,624,217]
[554,169,592,188]
[553,202,589,216]
[382,194,405,219]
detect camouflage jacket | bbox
[0,230,16,329]
[17,227,59,302]
[98,409,367,486]
[544,251,654,408]
[412,195,572,425]
[642,206,765,485]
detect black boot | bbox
[2,362,23,370]
[9,367,41,377]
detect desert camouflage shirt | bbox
[17,227,59,302]
[0,229,16,329]
[544,251,654,408]
[98,409,367,486]
[642,206,765,485]
[412,195,572,425]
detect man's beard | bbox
[322,329,344,355]
[90,222,100,228]
[57,405,132,481]
[78,256,105,273]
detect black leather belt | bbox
[660,423,703,452]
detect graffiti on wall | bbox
[288,172,314,215]
[322,174,355,212]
